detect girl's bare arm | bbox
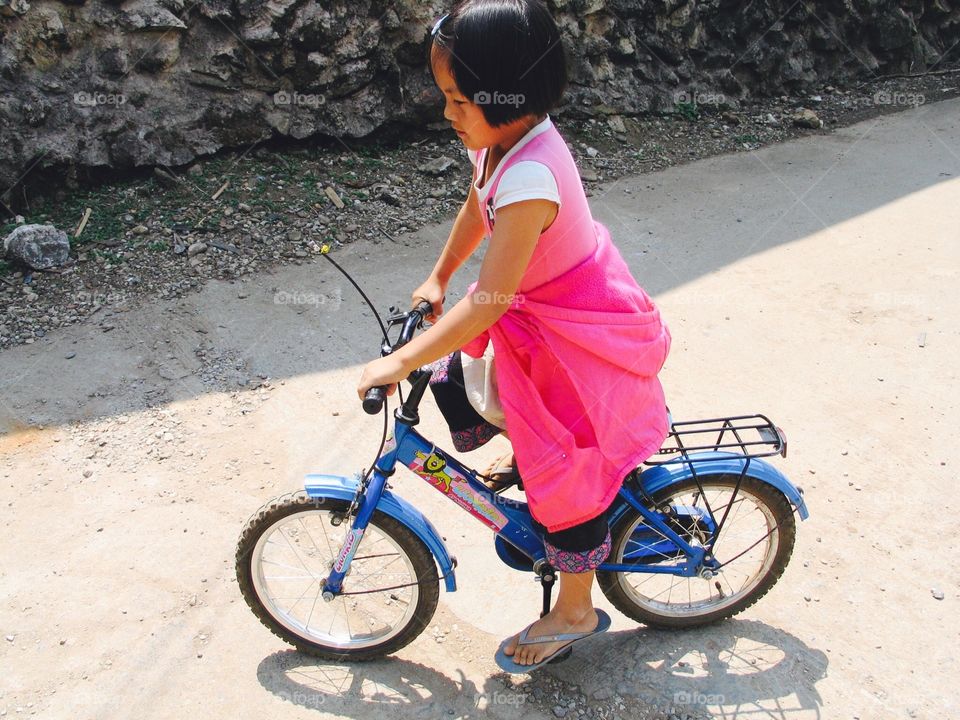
[397,199,554,370]
[430,182,486,284]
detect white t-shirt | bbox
[466,115,561,211]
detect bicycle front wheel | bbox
[235,491,439,660]
[597,474,796,628]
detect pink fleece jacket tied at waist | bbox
[462,220,671,532]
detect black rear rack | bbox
[644,413,787,466]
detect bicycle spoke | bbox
[343,596,353,639]
[317,513,338,564]
[283,576,320,616]
[272,527,314,574]
[260,558,319,575]
[299,514,330,562]
[305,588,322,635]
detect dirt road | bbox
[1,99,958,719]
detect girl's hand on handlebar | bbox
[357,354,408,402]
[410,276,446,323]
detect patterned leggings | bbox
[425,349,612,573]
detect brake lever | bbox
[381,305,411,355]
[385,305,408,325]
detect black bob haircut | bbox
[430,0,568,128]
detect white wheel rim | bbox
[250,509,421,649]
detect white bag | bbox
[461,343,507,430]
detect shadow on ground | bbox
[257,619,827,719]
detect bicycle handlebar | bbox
[362,298,438,415]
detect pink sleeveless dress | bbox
[461,122,673,533]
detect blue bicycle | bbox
[236,300,809,660]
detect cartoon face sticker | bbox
[424,454,446,473]
[413,450,455,493]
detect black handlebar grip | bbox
[363,386,386,414]
[361,299,442,414]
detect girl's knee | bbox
[544,530,612,573]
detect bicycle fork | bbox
[320,469,390,600]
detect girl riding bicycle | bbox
[357,0,671,671]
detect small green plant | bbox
[148,240,167,252]
[356,145,381,159]
[675,101,699,121]
[735,134,761,144]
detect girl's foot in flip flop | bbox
[497,606,610,671]
[481,451,520,492]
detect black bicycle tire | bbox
[597,474,796,628]
[235,491,439,660]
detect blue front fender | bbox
[304,473,457,592]
[613,453,809,525]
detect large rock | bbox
[0,0,957,206]
[3,224,71,269]
[792,108,823,129]
[119,0,188,31]
[0,0,30,16]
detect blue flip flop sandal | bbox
[494,608,612,674]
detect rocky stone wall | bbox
[1,0,957,208]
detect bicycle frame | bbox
[321,412,709,597]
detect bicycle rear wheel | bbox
[236,491,439,660]
[597,474,796,628]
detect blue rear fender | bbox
[611,453,809,527]
[303,473,458,592]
